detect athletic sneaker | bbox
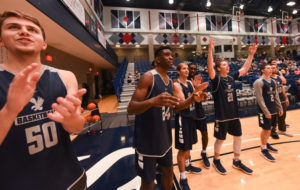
[213,159,227,175]
[271,132,279,139]
[267,143,278,153]
[154,184,161,190]
[278,130,293,137]
[232,160,253,175]
[201,152,210,168]
[261,149,276,162]
[185,164,202,174]
[286,124,290,128]
[179,178,191,190]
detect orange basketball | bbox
[87,103,96,110]
[85,115,92,123]
[92,115,101,122]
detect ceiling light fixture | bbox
[287,1,296,6]
[126,0,130,2]
[240,4,244,10]
[268,6,273,12]
[206,0,211,7]
[292,9,298,14]
[169,0,174,5]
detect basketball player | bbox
[188,63,210,169]
[127,46,178,190]
[173,63,208,190]
[127,47,206,190]
[254,63,283,162]
[270,60,293,138]
[0,11,86,189]
[208,37,257,175]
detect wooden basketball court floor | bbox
[84,95,300,189]
[172,109,300,190]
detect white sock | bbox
[185,159,190,167]
[261,145,267,149]
[180,172,186,179]
[202,150,206,154]
[233,156,240,161]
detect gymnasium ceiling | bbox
[102,0,300,18]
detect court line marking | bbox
[172,133,300,157]
[86,147,135,187]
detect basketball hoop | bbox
[282,11,291,25]
[233,5,243,22]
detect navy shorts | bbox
[258,113,277,130]
[135,148,173,183]
[195,118,208,132]
[175,115,197,151]
[214,119,242,140]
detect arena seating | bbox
[112,57,128,101]
[128,59,300,121]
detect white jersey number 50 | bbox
[25,121,58,155]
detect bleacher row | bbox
[113,57,128,101]
[134,58,300,87]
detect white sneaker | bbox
[278,130,293,137]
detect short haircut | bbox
[188,62,197,68]
[176,62,186,71]
[260,63,271,71]
[215,59,227,70]
[0,11,46,40]
[268,59,277,65]
[155,46,172,58]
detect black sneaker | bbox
[201,152,210,168]
[185,164,202,174]
[267,143,278,153]
[232,160,253,175]
[271,132,279,139]
[213,159,227,175]
[261,149,276,162]
[179,178,191,190]
[154,183,161,190]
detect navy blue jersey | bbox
[211,71,239,121]
[258,79,278,114]
[134,69,173,157]
[177,80,196,119]
[0,65,84,190]
[195,102,206,120]
[188,76,206,120]
[271,76,285,102]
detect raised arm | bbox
[207,37,216,80]
[127,72,179,115]
[48,70,86,134]
[0,63,40,145]
[238,43,258,77]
